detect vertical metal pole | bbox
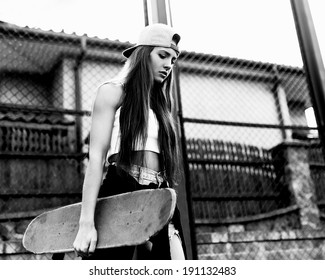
[291,0,325,154]
[145,0,197,259]
[74,36,86,154]
[143,0,149,26]
[271,65,287,141]
[149,0,168,24]
[167,0,173,26]
[174,65,198,260]
[272,65,294,141]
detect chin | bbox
[154,77,165,83]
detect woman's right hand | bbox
[73,222,98,258]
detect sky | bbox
[0,0,324,68]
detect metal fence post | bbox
[74,36,86,154]
[143,0,149,26]
[291,0,325,157]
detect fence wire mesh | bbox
[1,14,325,260]
[177,50,325,259]
[0,23,127,260]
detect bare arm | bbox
[73,82,122,257]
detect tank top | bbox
[107,107,160,157]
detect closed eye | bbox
[158,50,177,64]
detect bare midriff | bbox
[108,151,161,171]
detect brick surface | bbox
[197,229,325,260]
[196,232,212,243]
[211,232,228,243]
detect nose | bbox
[164,60,173,71]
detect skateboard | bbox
[22,188,176,254]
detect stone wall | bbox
[197,228,325,260]
[196,141,325,260]
[0,216,78,260]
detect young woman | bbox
[73,23,186,260]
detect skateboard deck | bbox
[23,188,176,254]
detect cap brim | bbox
[122,46,137,58]
[122,42,181,58]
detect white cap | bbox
[122,23,181,58]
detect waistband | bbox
[110,162,165,187]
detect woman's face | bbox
[149,46,178,83]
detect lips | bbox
[159,71,168,78]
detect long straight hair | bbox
[116,46,180,186]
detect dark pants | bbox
[53,164,186,260]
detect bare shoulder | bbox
[95,82,124,110]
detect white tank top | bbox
[107,107,160,157]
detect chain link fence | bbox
[0,22,127,260]
[177,50,325,259]
[1,13,325,260]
